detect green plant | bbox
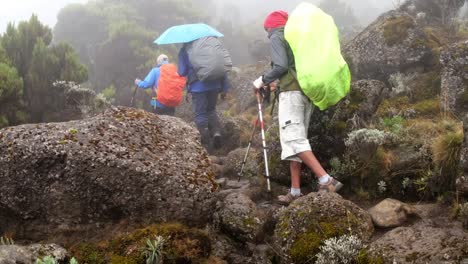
[35,256,57,264]
[431,130,464,192]
[377,181,387,194]
[143,235,165,264]
[382,116,404,134]
[101,85,116,101]
[414,170,432,197]
[402,177,411,189]
[0,236,14,245]
[70,257,78,264]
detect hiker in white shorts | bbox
[252,10,343,205]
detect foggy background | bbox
[0,0,395,33]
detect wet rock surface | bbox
[0,107,217,241]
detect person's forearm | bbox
[263,65,288,84]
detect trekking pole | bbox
[238,116,259,181]
[130,85,138,107]
[256,90,271,192]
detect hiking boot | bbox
[318,177,344,193]
[277,192,302,205]
[213,132,222,149]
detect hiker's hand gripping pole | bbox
[256,89,271,192]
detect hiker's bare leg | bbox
[297,150,327,178]
[290,161,301,189]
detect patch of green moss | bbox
[376,96,410,118]
[356,249,385,264]
[72,223,211,264]
[383,15,415,46]
[331,121,348,135]
[410,72,441,100]
[109,255,139,264]
[71,243,106,264]
[289,216,360,264]
[349,89,366,112]
[243,216,257,227]
[413,99,440,115]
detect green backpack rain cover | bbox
[285,2,351,110]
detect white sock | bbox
[319,174,331,185]
[291,188,301,197]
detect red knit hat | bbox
[264,10,288,29]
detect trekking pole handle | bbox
[130,85,138,106]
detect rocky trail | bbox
[1,0,468,263]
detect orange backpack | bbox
[157,64,186,107]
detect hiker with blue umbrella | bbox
[155,23,232,150]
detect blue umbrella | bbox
[154,23,224,45]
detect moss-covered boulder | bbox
[274,192,374,264]
[70,223,211,264]
[0,107,217,242]
[344,11,437,82]
[219,193,267,242]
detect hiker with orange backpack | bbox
[134,54,186,116]
[253,8,350,204]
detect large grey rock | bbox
[0,244,67,264]
[440,41,468,114]
[344,11,434,82]
[0,107,217,241]
[222,147,259,179]
[348,80,390,128]
[274,192,374,264]
[368,198,417,228]
[369,218,468,263]
[400,0,466,23]
[219,193,266,242]
[460,113,468,196]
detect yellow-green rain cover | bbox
[285,2,351,110]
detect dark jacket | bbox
[178,47,229,93]
[263,27,296,85]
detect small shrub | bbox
[101,85,116,102]
[315,235,364,264]
[345,129,389,160]
[144,236,165,264]
[382,116,404,134]
[388,72,416,97]
[431,130,464,193]
[402,177,411,189]
[35,256,57,264]
[0,236,14,245]
[377,181,387,194]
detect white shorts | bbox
[278,91,313,162]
